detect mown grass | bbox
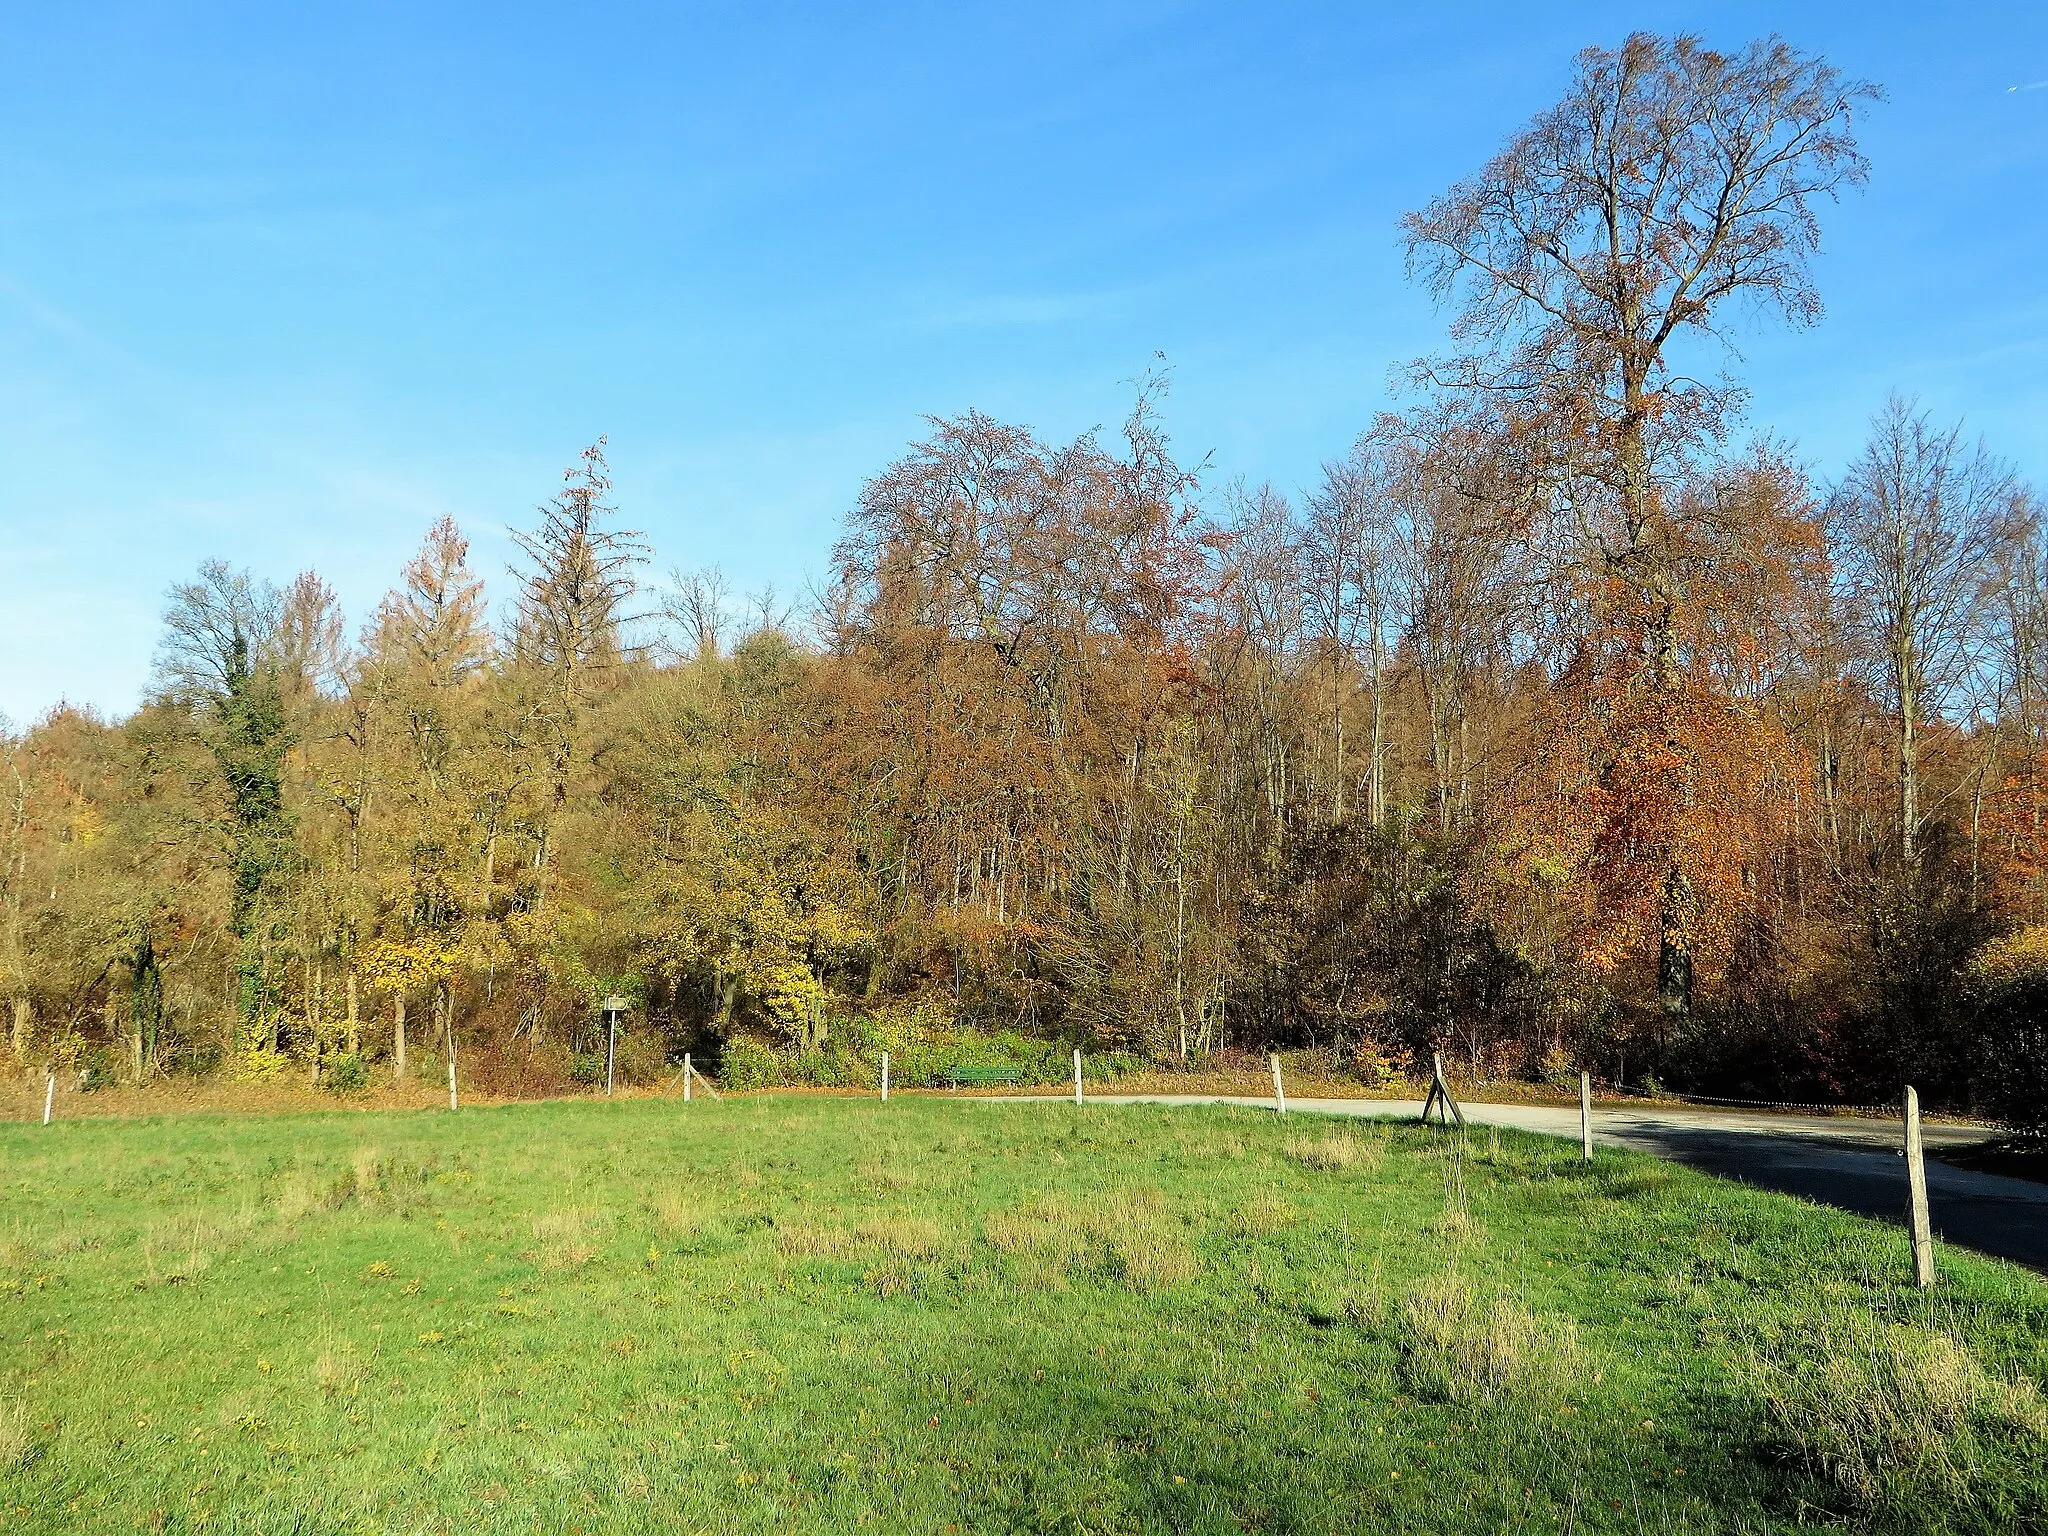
[0,1098,2043,1534]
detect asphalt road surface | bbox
[1002,1093,2048,1274]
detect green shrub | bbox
[719,1037,781,1091]
[321,1052,369,1094]
[76,1048,120,1092]
[569,1053,606,1086]
[1536,1044,1579,1091]
[1349,1040,1399,1087]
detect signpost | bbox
[603,996,628,1098]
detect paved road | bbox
[997,1093,2048,1273]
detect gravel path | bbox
[993,1092,2048,1274]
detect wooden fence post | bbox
[1580,1072,1593,1161]
[1904,1085,1935,1288]
[43,1072,54,1125]
[1270,1053,1287,1114]
[880,1051,890,1103]
[1074,1048,1083,1107]
[683,1052,693,1102]
[1421,1051,1465,1128]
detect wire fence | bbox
[1605,1082,1904,1117]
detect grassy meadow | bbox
[1,1096,2045,1534]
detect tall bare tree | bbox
[1403,31,1876,1018]
[1833,396,2023,866]
[1305,435,1402,826]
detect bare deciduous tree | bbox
[1833,396,2024,866]
[665,566,733,663]
[1403,31,1876,1018]
[1305,435,1402,826]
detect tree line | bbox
[5,33,2044,1121]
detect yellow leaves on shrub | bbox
[232,1044,292,1083]
[356,935,458,995]
[1970,923,2048,990]
[757,962,826,1030]
[65,801,106,847]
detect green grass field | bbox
[2,1097,2044,1534]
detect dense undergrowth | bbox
[1,1099,2043,1533]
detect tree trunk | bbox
[394,997,407,1082]
[1622,373,1696,1025]
[346,971,360,1053]
[1899,636,1919,866]
[1896,507,1920,867]
[309,964,323,1085]
[1658,864,1696,1022]
[1369,637,1386,828]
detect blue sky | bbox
[2,1,2044,722]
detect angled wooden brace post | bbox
[1420,1051,1465,1129]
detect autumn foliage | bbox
[2,33,2042,1114]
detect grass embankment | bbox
[2,1100,2044,1534]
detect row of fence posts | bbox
[21,1009,1947,1287]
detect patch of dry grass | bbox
[855,1160,920,1193]
[1284,1129,1386,1173]
[1228,1189,1300,1237]
[275,1164,358,1223]
[983,1189,1198,1292]
[777,1213,949,1261]
[136,1207,259,1287]
[648,1187,710,1239]
[350,1146,385,1195]
[1400,1271,1584,1406]
[313,1331,365,1397]
[528,1208,613,1270]
[1741,1311,2048,1509]
[0,1400,27,1470]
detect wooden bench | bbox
[948,1067,1024,1089]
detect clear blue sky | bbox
[2,2,2044,723]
